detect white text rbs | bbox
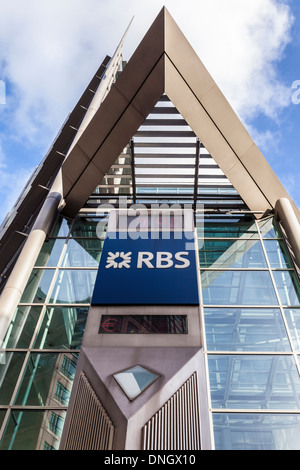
[137,251,190,269]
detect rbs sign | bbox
[91,233,199,305]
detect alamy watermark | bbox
[0,80,6,105]
[94,197,204,249]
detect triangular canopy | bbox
[61,6,299,221]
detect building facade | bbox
[0,8,300,451]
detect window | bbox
[49,412,64,437]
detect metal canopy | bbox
[85,95,248,212]
[61,7,299,221]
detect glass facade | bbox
[198,215,300,450]
[0,210,300,450]
[0,215,105,450]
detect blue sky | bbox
[0,0,299,223]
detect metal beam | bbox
[130,139,136,204]
[193,139,200,211]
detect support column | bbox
[0,173,63,344]
[275,197,300,268]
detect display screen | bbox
[99,315,187,334]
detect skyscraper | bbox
[0,7,299,451]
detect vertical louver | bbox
[64,372,114,450]
[142,372,201,450]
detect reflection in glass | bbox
[14,353,77,406]
[34,306,88,349]
[208,355,300,409]
[272,271,300,306]
[48,411,65,438]
[0,410,5,431]
[258,218,281,238]
[70,217,107,238]
[3,305,42,349]
[284,309,300,352]
[99,315,187,334]
[201,270,278,305]
[50,217,72,238]
[61,239,103,267]
[113,365,159,401]
[199,239,267,269]
[48,270,97,304]
[35,239,65,267]
[204,308,290,351]
[20,269,55,303]
[60,355,76,380]
[54,382,70,405]
[199,218,258,238]
[0,352,26,405]
[213,413,300,450]
[263,239,293,269]
[0,410,66,450]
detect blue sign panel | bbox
[91,232,199,305]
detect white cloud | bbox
[0,0,294,138]
[168,0,294,121]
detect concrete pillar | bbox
[0,173,63,344]
[275,197,300,268]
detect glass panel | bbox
[284,309,300,352]
[0,410,6,430]
[48,269,97,304]
[14,353,77,406]
[113,365,159,401]
[60,355,76,380]
[272,271,300,306]
[204,308,291,351]
[70,217,107,238]
[35,239,65,267]
[213,413,300,450]
[3,306,42,349]
[99,315,187,334]
[61,239,103,267]
[48,411,65,438]
[199,239,267,269]
[208,355,300,409]
[20,269,55,303]
[50,217,72,238]
[54,382,70,405]
[263,239,293,269]
[34,306,88,349]
[199,217,259,238]
[258,218,281,238]
[0,410,65,450]
[0,352,26,405]
[201,270,278,306]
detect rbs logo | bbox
[92,232,199,305]
[105,251,190,269]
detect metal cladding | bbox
[142,372,201,450]
[64,372,114,451]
